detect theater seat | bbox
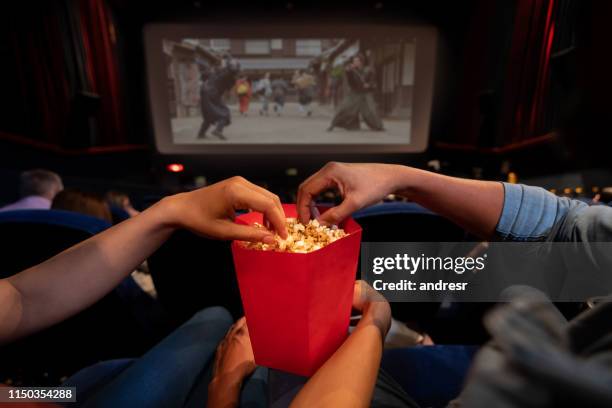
[0,210,109,273]
[0,210,157,385]
[353,202,465,242]
[109,205,131,225]
[148,230,244,324]
[353,202,490,341]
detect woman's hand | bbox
[0,177,287,345]
[297,162,403,225]
[163,176,287,242]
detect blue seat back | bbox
[109,205,131,224]
[353,202,465,242]
[0,210,150,384]
[353,201,435,218]
[0,209,109,233]
[148,230,243,322]
[0,210,110,277]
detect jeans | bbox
[65,307,475,407]
[381,345,479,408]
[64,307,267,407]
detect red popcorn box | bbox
[231,204,362,377]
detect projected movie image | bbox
[164,38,415,144]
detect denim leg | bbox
[63,359,134,405]
[82,306,233,408]
[184,364,268,408]
[381,345,479,408]
[268,369,308,408]
[240,366,268,408]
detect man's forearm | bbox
[291,298,390,408]
[1,197,178,343]
[290,324,383,408]
[391,166,504,239]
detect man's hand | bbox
[352,280,391,339]
[297,162,402,225]
[289,282,390,408]
[208,317,256,408]
[298,162,505,239]
[164,176,287,243]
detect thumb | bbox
[352,281,366,312]
[222,222,276,244]
[319,198,358,226]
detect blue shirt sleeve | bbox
[495,183,588,241]
[554,204,612,242]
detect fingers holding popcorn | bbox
[297,162,400,225]
[243,217,347,253]
[296,165,338,224]
[318,196,361,226]
[230,177,285,229]
[226,180,287,239]
[166,176,286,243]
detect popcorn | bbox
[243,218,347,253]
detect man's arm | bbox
[0,177,286,344]
[290,281,391,408]
[297,162,503,239]
[395,166,504,238]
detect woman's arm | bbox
[297,162,504,239]
[290,281,391,408]
[0,177,286,344]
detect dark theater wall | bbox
[0,0,142,149]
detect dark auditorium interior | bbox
[1,0,612,407]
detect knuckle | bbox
[344,195,358,208]
[326,161,341,172]
[229,175,246,185]
[325,210,340,224]
[224,182,239,197]
[265,196,276,206]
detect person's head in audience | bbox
[105,190,140,218]
[20,169,63,200]
[0,169,63,211]
[593,187,612,205]
[52,189,112,223]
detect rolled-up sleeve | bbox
[495,183,587,241]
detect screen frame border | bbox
[144,23,437,155]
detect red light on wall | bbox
[166,163,184,173]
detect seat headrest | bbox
[0,209,111,235]
[353,202,435,219]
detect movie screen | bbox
[164,37,415,144]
